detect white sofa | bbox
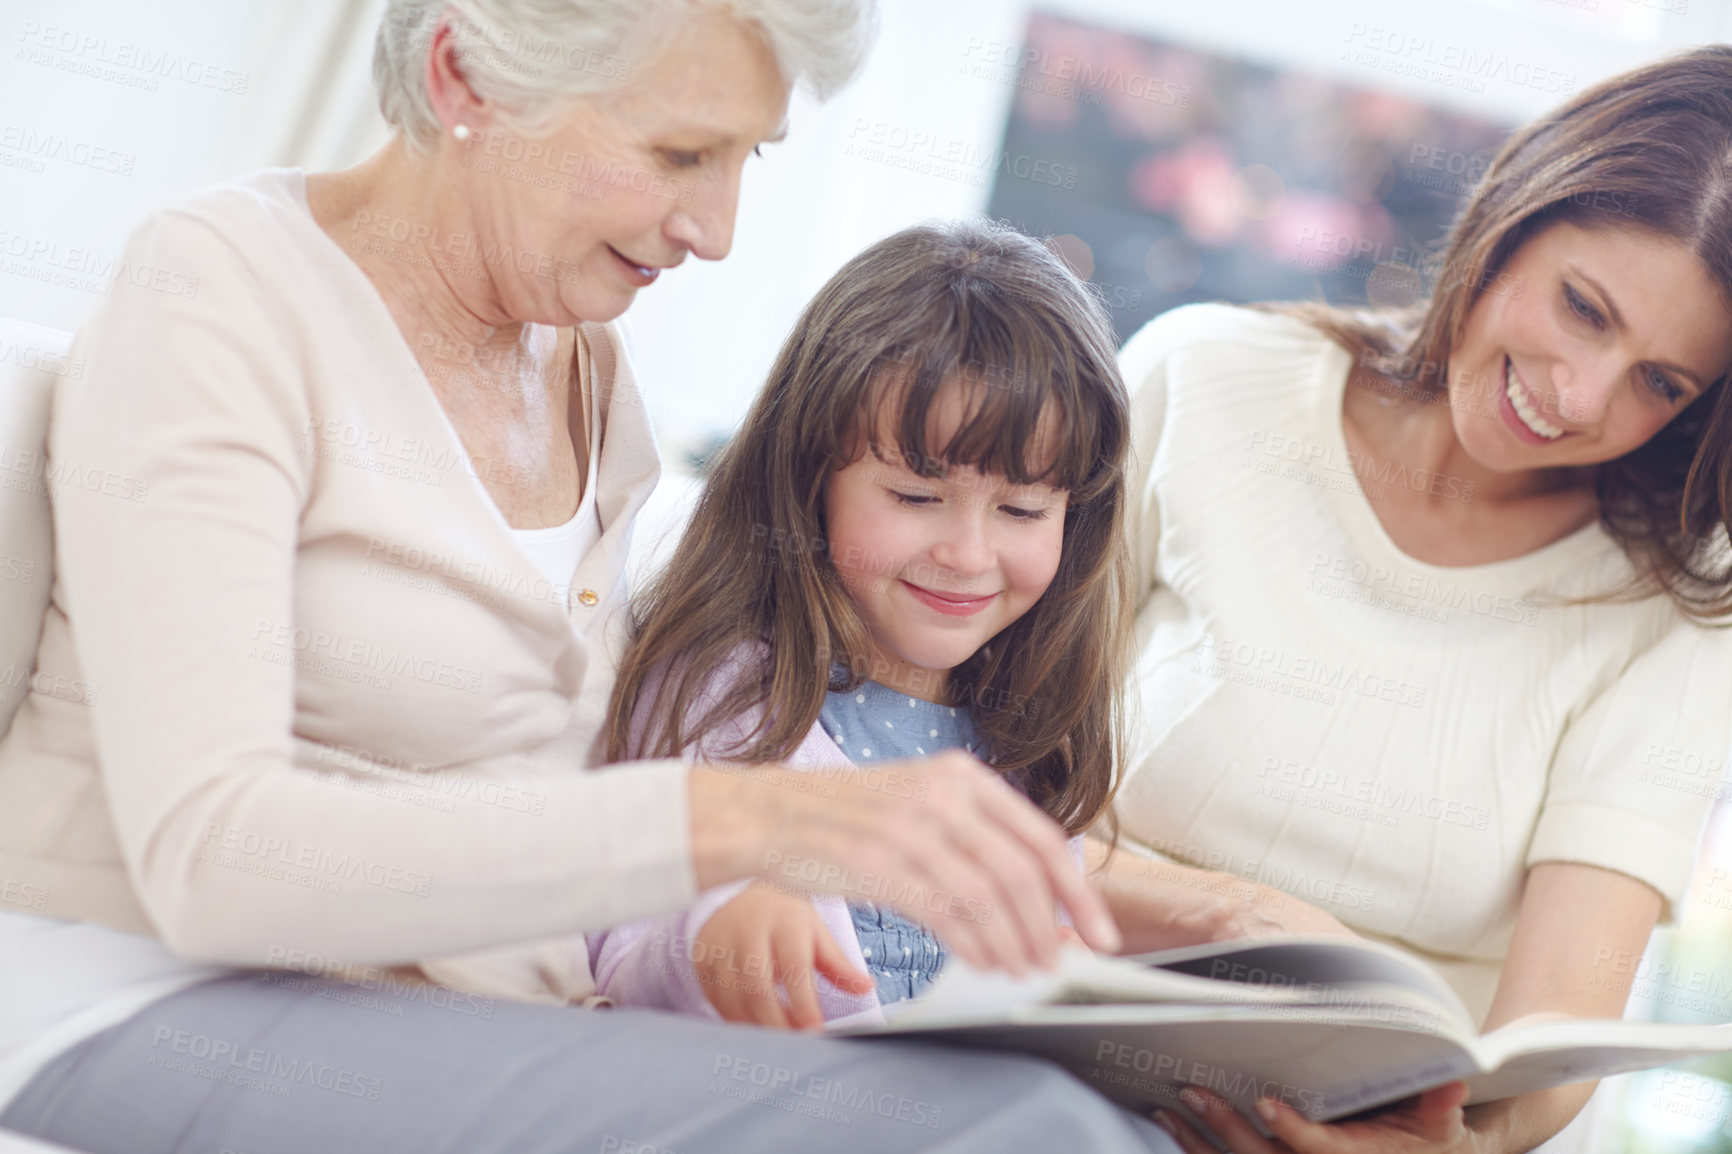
[0,314,81,1154]
[0,318,66,742]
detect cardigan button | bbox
[576,588,599,608]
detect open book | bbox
[830,936,1732,1121]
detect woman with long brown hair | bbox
[1097,46,1732,1154]
[590,217,1137,1028]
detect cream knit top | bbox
[1115,304,1731,1020]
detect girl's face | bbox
[1447,222,1732,473]
[823,381,1069,700]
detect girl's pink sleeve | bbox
[586,657,729,1012]
[588,888,878,1022]
[585,653,880,1022]
[587,880,752,1017]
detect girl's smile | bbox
[899,579,999,617]
[823,377,1069,702]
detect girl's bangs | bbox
[860,349,1111,501]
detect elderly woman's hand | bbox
[689,751,1121,977]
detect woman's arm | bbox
[1083,836,1355,954]
[1458,861,1662,1151]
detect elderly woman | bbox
[0,2,1163,1152]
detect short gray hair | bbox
[374,0,878,148]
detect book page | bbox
[874,948,1317,1029]
[1466,1020,1732,1103]
[847,1003,1483,1121]
[1131,935,1473,1033]
[837,953,1732,1121]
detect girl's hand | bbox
[691,883,873,1031]
[1153,1085,1475,1154]
[689,751,1121,977]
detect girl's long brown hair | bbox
[608,219,1133,835]
[1267,46,1732,619]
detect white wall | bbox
[0,0,386,328]
[618,0,1732,451]
[2,0,1729,454]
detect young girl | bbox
[587,218,1134,1028]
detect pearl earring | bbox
[452,123,472,142]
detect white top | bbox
[509,391,604,594]
[0,168,682,1105]
[512,508,603,596]
[1115,304,1731,1022]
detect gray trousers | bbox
[1,973,1178,1154]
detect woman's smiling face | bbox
[436,8,790,326]
[1446,221,1732,474]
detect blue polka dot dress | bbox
[818,679,981,1004]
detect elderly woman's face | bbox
[1446,222,1732,473]
[451,10,789,324]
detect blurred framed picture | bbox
[983,11,1514,337]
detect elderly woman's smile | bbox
[608,245,670,285]
[475,6,791,320]
[333,6,792,330]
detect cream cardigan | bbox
[0,169,694,994]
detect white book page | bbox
[1465,1020,1732,1103]
[1132,935,1474,1033]
[872,947,1320,1030]
[847,1003,1482,1121]
[832,946,1732,1119]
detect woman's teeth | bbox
[1505,358,1564,440]
[609,246,661,281]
